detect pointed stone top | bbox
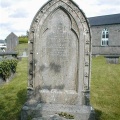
[6,32,18,39]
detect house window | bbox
[101,28,109,46]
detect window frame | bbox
[101,28,109,46]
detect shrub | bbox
[0,59,18,80]
[19,36,28,44]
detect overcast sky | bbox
[0,0,120,39]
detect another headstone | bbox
[6,32,19,52]
[21,0,95,120]
[22,51,28,57]
[105,55,119,64]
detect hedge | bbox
[0,59,18,80]
[19,37,28,44]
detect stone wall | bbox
[91,24,120,55]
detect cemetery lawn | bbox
[0,56,120,120]
[0,58,27,120]
[91,56,120,120]
[15,43,28,55]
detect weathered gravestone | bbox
[22,51,28,57]
[21,0,95,120]
[104,55,120,64]
[6,32,19,52]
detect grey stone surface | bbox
[0,52,18,63]
[21,0,95,120]
[104,56,119,64]
[6,32,19,52]
[32,114,74,120]
[91,24,120,55]
[21,103,95,120]
[22,51,28,57]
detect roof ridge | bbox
[88,13,120,18]
[88,13,120,26]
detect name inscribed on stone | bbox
[46,25,71,57]
[38,9,78,91]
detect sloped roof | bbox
[88,13,120,26]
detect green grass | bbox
[0,58,27,120]
[15,43,28,56]
[0,56,120,120]
[91,56,120,120]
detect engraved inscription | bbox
[46,26,71,57]
[37,9,78,91]
[28,0,92,106]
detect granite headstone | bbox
[21,0,95,120]
[6,32,19,52]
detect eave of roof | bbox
[88,13,120,26]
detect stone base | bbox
[21,102,95,120]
